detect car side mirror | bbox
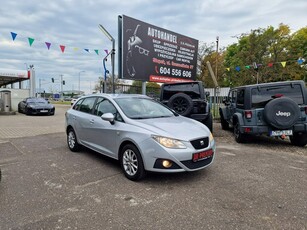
[101,113,115,125]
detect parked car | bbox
[160,81,213,132]
[219,80,307,146]
[65,94,215,181]
[18,97,55,115]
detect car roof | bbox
[232,80,305,90]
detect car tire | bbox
[263,97,300,129]
[234,122,246,143]
[67,128,81,152]
[220,113,229,130]
[167,93,194,116]
[203,113,213,132]
[120,144,146,181]
[18,106,22,113]
[290,133,307,147]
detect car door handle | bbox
[90,119,94,124]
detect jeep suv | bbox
[160,81,213,131]
[219,80,307,146]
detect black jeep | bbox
[160,81,213,132]
[219,80,307,146]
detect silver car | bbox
[65,94,216,181]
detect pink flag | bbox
[60,45,65,53]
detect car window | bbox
[251,84,304,107]
[94,97,123,121]
[236,89,245,108]
[78,97,96,114]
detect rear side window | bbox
[251,84,304,108]
[162,83,201,100]
[76,97,96,114]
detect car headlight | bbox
[152,135,186,149]
[209,132,214,142]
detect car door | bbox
[226,89,237,125]
[84,97,121,158]
[73,96,97,144]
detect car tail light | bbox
[245,110,252,119]
[244,127,252,133]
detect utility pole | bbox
[60,74,63,95]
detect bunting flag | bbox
[226,57,305,72]
[45,42,51,50]
[60,45,65,53]
[7,31,106,55]
[28,37,35,46]
[281,61,287,68]
[104,49,109,55]
[11,32,17,41]
[298,59,304,64]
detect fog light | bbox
[162,160,172,168]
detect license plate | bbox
[270,130,293,136]
[40,110,48,113]
[192,149,213,162]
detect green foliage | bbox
[199,24,307,87]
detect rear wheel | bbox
[120,144,146,181]
[290,133,307,147]
[67,128,81,152]
[234,122,246,143]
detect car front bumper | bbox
[138,138,216,173]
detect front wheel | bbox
[220,113,229,130]
[67,128,81,152]
[120,144,146,181]
[203,113,213,132]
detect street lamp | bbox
[99,24,115,93]
[78,70,85,92]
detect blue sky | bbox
[0,0,306,93]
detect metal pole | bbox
[99,24,115,93]
[111,41,115,93]
[215,36,219,81]
[78,71,85,93]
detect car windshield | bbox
[27,98,48,104]
[115,97,175,119]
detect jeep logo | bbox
[276,111,291,117]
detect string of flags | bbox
[9,32,109,56]
[226,58,306,72]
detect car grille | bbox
[190,137,209,149]
[181,156,213,169]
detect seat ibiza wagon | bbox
[65,94,215,181]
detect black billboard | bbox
[119,15,198,83]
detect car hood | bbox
[129,116,210,140]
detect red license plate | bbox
[192,149,213,162]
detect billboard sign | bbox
[120,15,198,83]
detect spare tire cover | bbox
[167,93,194,116]
[263,97,300,129]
